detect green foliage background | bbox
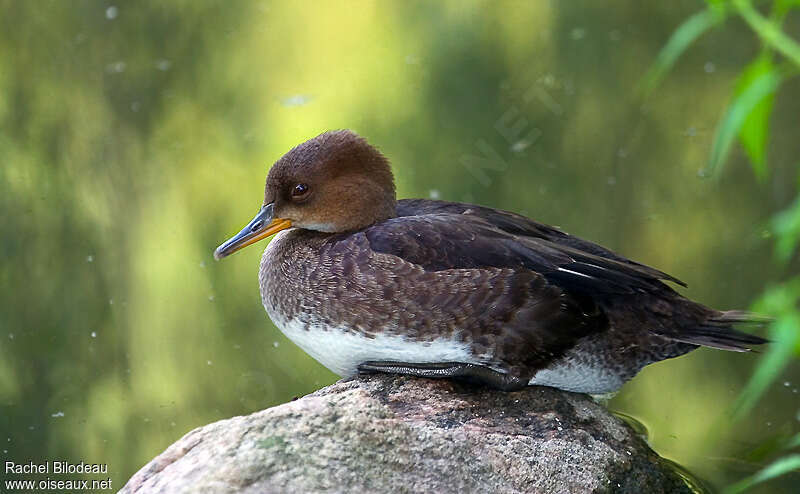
[644,0,800,490]
[0,1,797,491]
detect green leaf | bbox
[735,55,776,181]
[733,281,800,419]
[640,9,724,95]
[732,315,798,418]
[734,0,800,68]
[705,0,735,13]
[771,0,797,23]
[724,454,800,494]
[786,433,800,450]
[706,68,782,176]
[772,196,800,263]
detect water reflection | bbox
[614,411,712,493]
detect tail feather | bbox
[671,310,770,352]
[707,310,773,325]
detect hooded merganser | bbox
[214,130,766,393]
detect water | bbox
[614,412,711,494]
[0,1,798,492]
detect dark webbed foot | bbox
[357,361,527,391]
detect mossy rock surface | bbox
[120,375,692,494]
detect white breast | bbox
[271,316,480,377]
[270,313,622,393]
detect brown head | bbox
[214,130,396,259]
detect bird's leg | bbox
[357,361,528,391]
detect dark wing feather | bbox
[369,209,677,296]
[385,200,765,354]
[397,199,686,288]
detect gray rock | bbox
[120,375,692,494]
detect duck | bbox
[214,130,766,393]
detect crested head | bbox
[265,130,397,232]
[213,130,397,260]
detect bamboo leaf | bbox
[772,196,800,263]
[734,0,800,67]
[732,316,797,418]
[735,55,776,181]
[724,454,800,494]
[641,9,723,94]
[733,281,800,419]
[706,69,782,176]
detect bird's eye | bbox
[291,183,310,199]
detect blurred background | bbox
[1,0,798,492]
